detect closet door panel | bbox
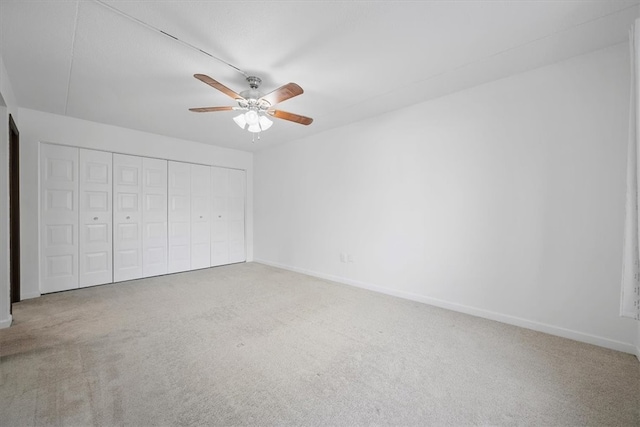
[79,149,113,287]
[191,164,211,270]
[113,154,143,282]
[211,167,229,267]
[142,158,168,277]
[210,167,245,266]
[168,161,191,273]
[40,144,79,293]
[228,169,246,264]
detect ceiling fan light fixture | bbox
[234,110,271,133]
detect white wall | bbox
[255,43,639,354]
[18,108,253,300]
[0,54,18,328]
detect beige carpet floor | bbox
[1,262,639,426]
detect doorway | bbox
[9,114,19,310]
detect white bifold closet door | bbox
[142,158,168,277]
[168,161,191,273]
[78,149,113,288]
[228,169,246,264]
[40,144,79,293]
[190,164,211,270]
[211,167,245,266]
[211,167,229,266]
[113,154,143,282]
[41,147,247,293]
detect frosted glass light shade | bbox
[259,115,273,131]
[245,110,260,126]
[247,124,261,133]
[233,114,246,129]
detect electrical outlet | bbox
[340,253,347,263]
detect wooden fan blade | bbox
[194,74,244,100]
[189,106,236,112]
[267,109,313,125]
[259,83,303,106]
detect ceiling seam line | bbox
[92,0,248,78]
[63,0,81,116]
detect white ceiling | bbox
[1,1,638,152]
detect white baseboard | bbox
[21,292,41,300]
[636,326,640,362]
[0,314,12,329]
[636,323,640,361]
[255,259,638,356]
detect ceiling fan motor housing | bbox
[246,76,261,89]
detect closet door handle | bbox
[126,216,131,220]
[93,217,98,221]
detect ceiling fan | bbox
[189,74,313,134]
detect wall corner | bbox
[0,314,12,329]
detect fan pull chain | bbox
[93,0,248,78]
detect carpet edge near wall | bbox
[253,259,638,357]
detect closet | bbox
[39,143,246,294]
